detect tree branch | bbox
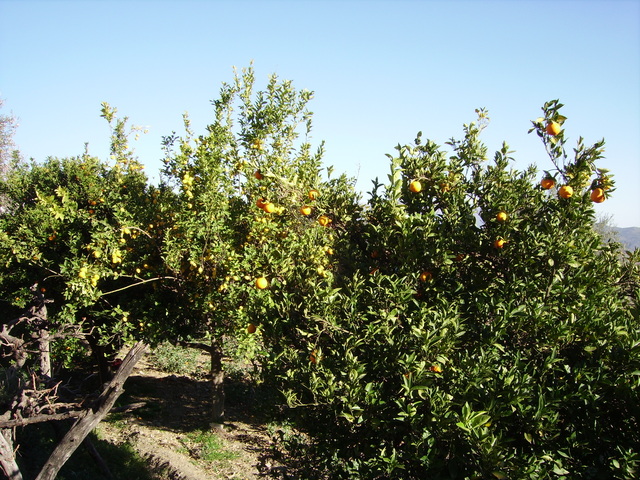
[34,341,148,480]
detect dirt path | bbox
[96,353,288,479]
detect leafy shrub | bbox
[150,342,199,375]
[257,103,640,479]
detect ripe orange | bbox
[255,277,269,289]
[254,170,264,180]
[420,271,433,282]
[300,205,312,216]
[263,202,276,213]
[496,211,508,222]
[308,189,319,200]
[590,187,605,203]
[256,198,267,209]
[409,180,422,193]
[318,215,331,227]
[540,178,555,190]
[558,185,574,199]
[429,365,442,373]
[247,323,257,334]
[546,121,561,136]
[370,250,379,259]
[493,238,506,249]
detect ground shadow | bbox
[112,366,285,434]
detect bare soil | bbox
[96,352,291,479]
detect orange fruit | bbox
[310,350,320,364]
[256,198,267,209]
[247,323,257,334]
[430,365,442,373]
[590,187,605,203]
[419,271,433,282]
[255,277,269,289]
[496,211,508,222]
[318,215,331,227]
[254,170,264,180]
[540,178,555,190]
[370,250,379,259]
[558,185,574,199]
[409,180,422,193]
[308,189,319,200]
[300,205,312,216]
[493,238,506,249]
[263,202,276,213]
[546,121,561,136]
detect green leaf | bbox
[455,421,469,432]
[553,465,570,475]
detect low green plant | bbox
[150,341,199,375]
[181,429,239,463]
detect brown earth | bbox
[96,352,293,479]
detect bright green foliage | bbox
[0,110,166,373]
[261,106,640,478]
[158,65,360,352]
[2,68,638,480]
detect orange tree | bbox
[158,65,362,422]
[259,102,640,478]
[0,105,169,383]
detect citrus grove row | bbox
[1,66,638,479]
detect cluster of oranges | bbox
[248,179,333,336]
[540,177,606,203]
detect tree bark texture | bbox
[0,429,22,480]
[210,337,225,424]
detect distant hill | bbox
[614,227,640,251]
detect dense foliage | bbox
[1,68,638,479]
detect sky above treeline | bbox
[1,0,639,227]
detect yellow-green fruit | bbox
[409,180,422,193]
[558,185,574,199]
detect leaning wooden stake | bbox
[34,341,148,480]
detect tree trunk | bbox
[34,341,148,480]
[0,429,22,480]
[210,338,225,424]
[37,329,52,381]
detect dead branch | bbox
[33,341,148,480]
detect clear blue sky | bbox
[1,0,639,227]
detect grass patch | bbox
[180,429,240,463]
[149,341,199,375]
